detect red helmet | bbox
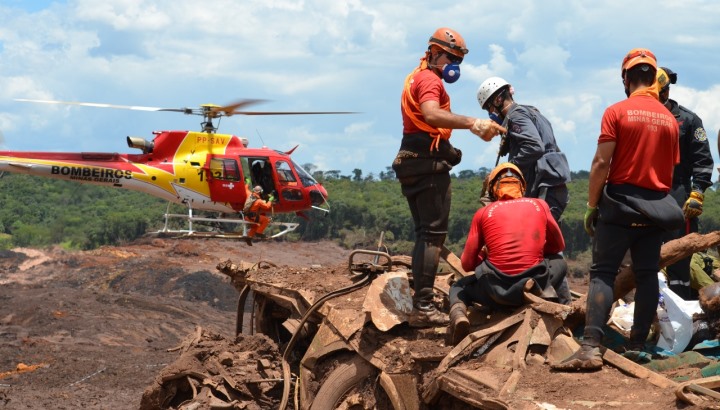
[428,27,468,58]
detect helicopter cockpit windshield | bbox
[291,159,318,187]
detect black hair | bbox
[625,64,656,87]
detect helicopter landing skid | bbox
[155,208,299,239]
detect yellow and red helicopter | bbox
[0,99,354,239]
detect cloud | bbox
[2,0,720,176]
[464,44,515,84]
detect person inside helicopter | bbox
[250,159,277,199]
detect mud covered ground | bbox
[0,239,705,409]
[0,239,348,409]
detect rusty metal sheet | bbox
[324,307,367,341]
[545,332,579,364]
[361,271,413,331]
[380,372,421,410]
[431,370,509,410]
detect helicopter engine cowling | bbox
[127,136,154,154]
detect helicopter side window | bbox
[223,161,239,181]
[209,158,240,181]
[275,161,298,186]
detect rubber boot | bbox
[627,328,647,352]
[447,302,469,345]
[551,338,603,371]
[622,328,651,363]
[408,241,447,328]
[411,241,442,305]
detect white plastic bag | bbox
[656,272,703,354]
[610,300,634,333]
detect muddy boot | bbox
[245,237,253,246]
[550,341,603,371]
[447,302,470,345]
[408,302,449,328]
[622,330,651,363]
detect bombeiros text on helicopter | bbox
[0,98,356,241]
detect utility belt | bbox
[599,184,684,230]
[392,132,462,184]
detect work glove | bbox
[268,194,275,203]
[584,204,598,237]
[471,119,507,142]
[683,190,704,219]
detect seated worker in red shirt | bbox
[447,163,569,344]
[243,186,275,246]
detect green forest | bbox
[1,170,719,259]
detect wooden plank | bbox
[602,348,678,389]
[440,245,471,279]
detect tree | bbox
[381,166,396,181]
[352,168,362,181]
[457,170,477,179]
[571,170,590,180]
[302,163,317,175]
[324,170,341,180]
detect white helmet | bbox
[477,77,510,109]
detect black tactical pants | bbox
[663,184,698,300]
[402,172,451,306]
[538,184,569,224]
[448,253,570,308]
[584,220,664,345]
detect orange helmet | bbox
[621,48,657,76]
[485,162,526,201]
[428,27,468,58]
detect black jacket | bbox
[665,99,714,201]
[502,103,571,197]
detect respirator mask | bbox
[441,63,461,83]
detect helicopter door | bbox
[206,156,244,206]
[274,160,304,202]
[244,158,277,199]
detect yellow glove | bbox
[584,204,598,236]
[683,190,704,219]
[471,119,507,142]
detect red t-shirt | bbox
[598,95,679,191]
[401,69,450,134]
[460,198,565,274]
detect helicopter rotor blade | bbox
[15,98,358,119]
[227,111,358,115]
[14,98,189,113]
[216,99,357,117]
[211,99,269,117]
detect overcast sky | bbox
[1,0,719,179]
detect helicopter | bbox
[0,98,355,240]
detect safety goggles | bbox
[445,52,463,64]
